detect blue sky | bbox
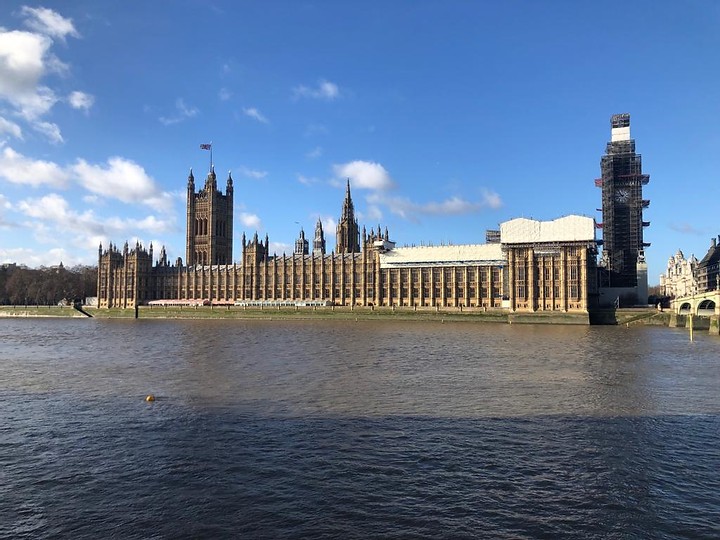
[1,1,719,284]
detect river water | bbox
[1,318,719,539]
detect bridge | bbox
[672,290,719,316]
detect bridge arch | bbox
[678,302,692,314]
[697,299,716,316]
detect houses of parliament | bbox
[97,115,651,312]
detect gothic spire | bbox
[341,178,354,220]
[336,179,360,254]
[313,218,326,256]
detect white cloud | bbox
[20,6,79,41]
[0,30,58,118]
[18,192,72,220]
[322,216,337,235]
[480,189,502,209]
[239,166,267,179]
[17,193,174,250]
[293,79,340,101]
[218,87,232,101]
[669,223,706,236]
[239,212,262,229]
[0,146,69,187]
[367,191,502,221]
[297,174,320,186]
[68,90,94,112]
[0,246,83,267]
[33,120,63,143]
[333,160,395,191]
[0,116,23,139]
[0,147,176,212]
[303,123,328,137]
[72,156,172,210]
[104,214,174,235]
[0,193,12,228]
[269,241,291,255]
[159,98,198,125]
[0,7,82,142]
[243,107,268,124]
[306,146,322,159]
[365,205,383,222]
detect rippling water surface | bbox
[1,319,719,538]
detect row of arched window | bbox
[193,218,228,237]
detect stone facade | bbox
[97,241,154,309]
[659,249,698,298]
[186,167,233,266]
[98,170,598,312]
[696,237,720,293]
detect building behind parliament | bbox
[98,115,652,312]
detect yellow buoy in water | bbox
[145,394,155,402]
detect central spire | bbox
[341,178,354,219]
[336,178,360,254]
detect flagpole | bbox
[210,141,213,171]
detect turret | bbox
[313,218,326,256]
[204,165,217,191]
[295,228,309,256]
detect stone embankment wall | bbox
[1,305,717,334]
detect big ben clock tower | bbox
[597,113,650,297]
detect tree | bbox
[1,264,98,305]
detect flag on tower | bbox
[200,143,212,150]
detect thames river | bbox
[1,318,719,539]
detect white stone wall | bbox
[660,250,698,298]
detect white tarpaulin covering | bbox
[500,215,596,244]
[380,243,504,268]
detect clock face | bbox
[615,188,629,203]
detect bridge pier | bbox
[669,312,681,328]
[710,316,719,336]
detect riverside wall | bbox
[3,305,717,332]
[3,304,718,335]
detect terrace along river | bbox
[1,318,719,539]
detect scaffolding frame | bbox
[596,122,650,288]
